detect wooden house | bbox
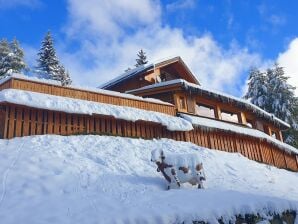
[0,56,298,172]
[101,57,288,142]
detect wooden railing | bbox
[1,103,297,172]
[0,77,176,116]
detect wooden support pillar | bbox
[239,112,247,125]
[215,105,221,120]
[278,131,284,142]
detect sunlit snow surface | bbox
[0,135,297,224]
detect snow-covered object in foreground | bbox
[151,149,206,189]
[0,135,298,224]
[0,88,193,131]
[181,113,298,154]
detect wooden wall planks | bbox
[0,103,297,172]
[3,78,176,116]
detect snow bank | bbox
[0,88,193,131]
[0,135,298,224]
[0,73,172,105]
[181,114,298,154]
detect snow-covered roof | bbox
[0,88,193,131]
[0,74,172,106]
[98,64,154,89]
[181,113,298,154]
[127,79,290,128]
[99,56,200,89]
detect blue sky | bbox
[0,0,298,96]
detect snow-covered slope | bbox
[0,135,297,224]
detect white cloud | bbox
[65,0,160,39]
[59,0,263,96]
[166,0,196,11]
[257,3,286,27]
[0,0,41,9]
[277,38,298,95]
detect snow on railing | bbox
[181,113,298,154]
[0,88,193,132]
[0,74,173,106]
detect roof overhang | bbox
[127,79,291,130]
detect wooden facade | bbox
[0,77,176,116]
[0,103,297,171]
[128,82,288,141]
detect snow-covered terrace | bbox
[0,88,297,154]
[127,79,290,128]
[0,88,193,132]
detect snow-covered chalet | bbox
[0,57,297,171]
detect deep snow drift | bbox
[0,135,298,224]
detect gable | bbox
[100,57,200,92]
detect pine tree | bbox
[36,31,60,80]
[284,100,298,147]
[59,65,72,86]
[266,63,296,124]
[36,31,72,85]
[0,38,26,79]
[135,49,148,67]
[0,39,11,78]
[9,38,26,74]
[244,67,267,109]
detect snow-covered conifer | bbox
[244,68,267,109]
[0,38,26,79]
[266,63,296,124]
[9,38,26,74]
[36,32,61,80]
[36,31,72,86]
[284,100,298,147]
[135,49,148,67]
[59,65,72,86]
[0,39,11,78]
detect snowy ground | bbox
[0,135,298,224]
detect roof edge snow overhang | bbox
[127,79,290,129]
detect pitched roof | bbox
[99,56,200,89]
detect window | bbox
[221,110,239,123]
[179,97,186,110]
[195,103,216,118]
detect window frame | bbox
[220,109,240,123]
[195,103,216,119]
